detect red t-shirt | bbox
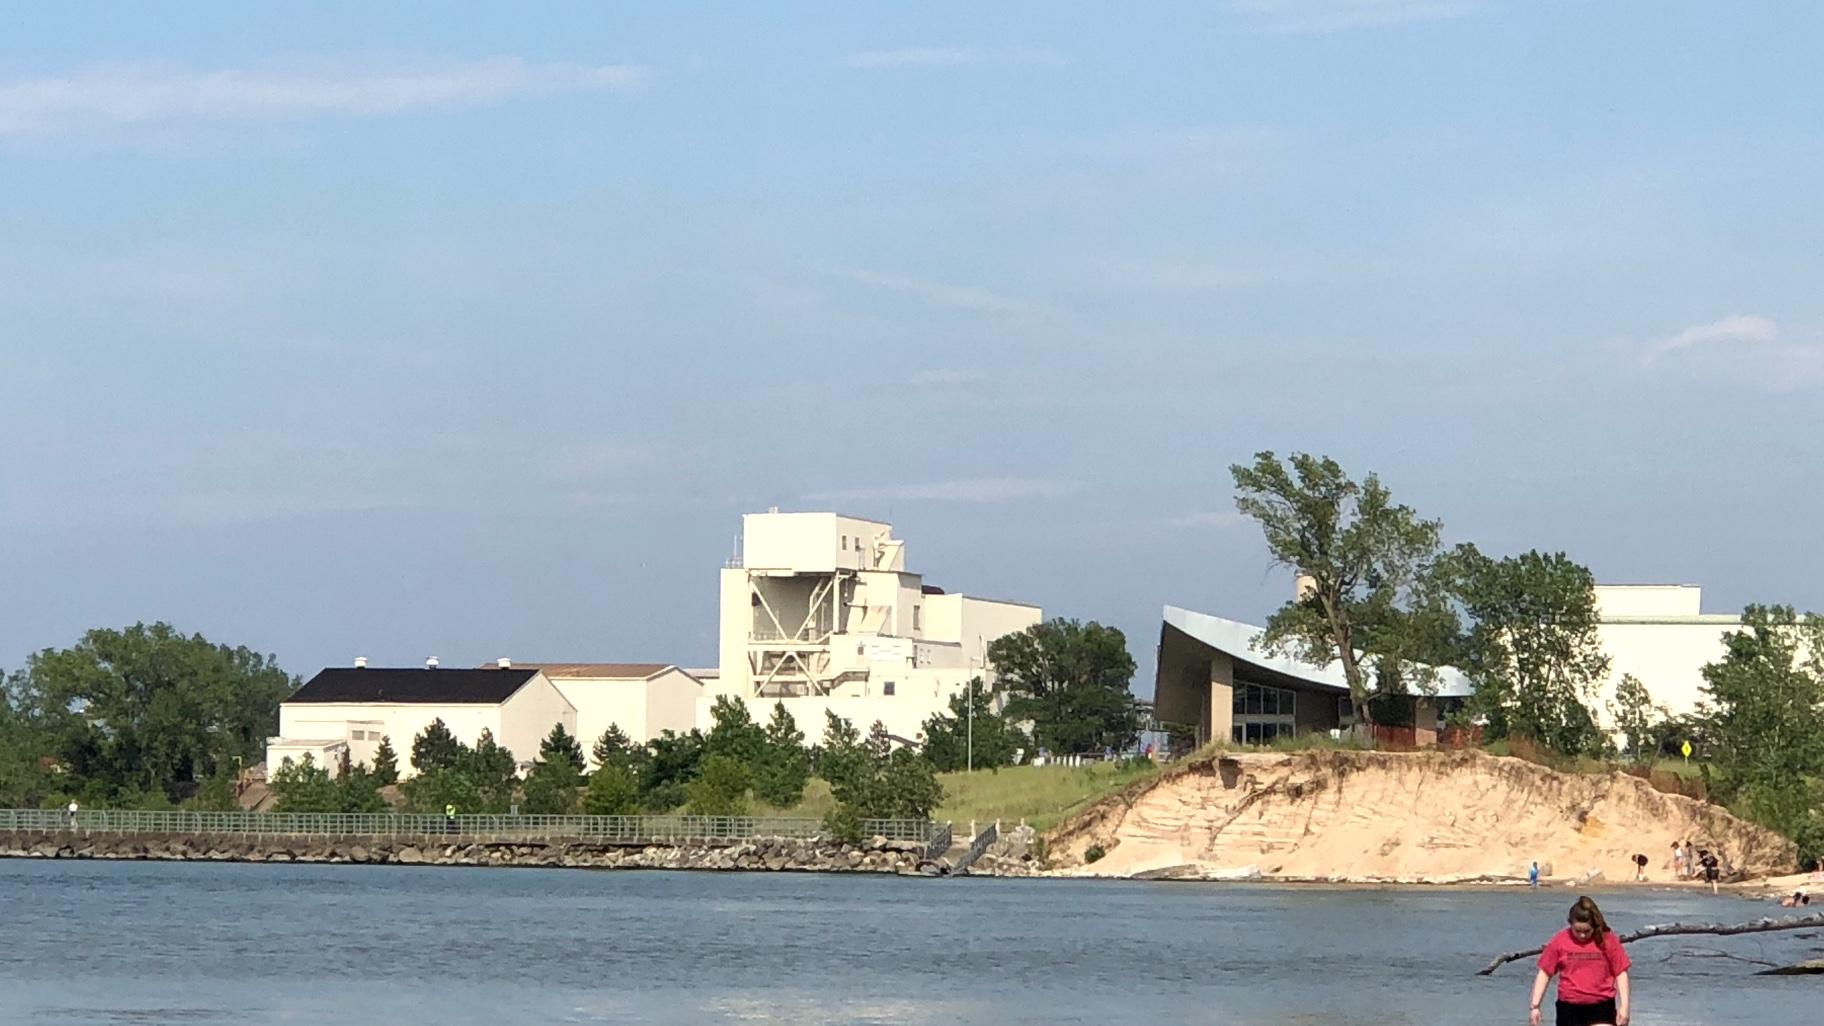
[1537,928,1631,1004]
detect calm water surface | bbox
[3,860,1815,1025]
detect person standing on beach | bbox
[1671,842,1685,880]
[1698,850,1720,894]
[1529,895,1631,1026]
[1530,861,1541,889]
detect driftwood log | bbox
[1478,912,1824,975]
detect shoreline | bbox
[0,831,939,875]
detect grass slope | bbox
[934,761,1161,834]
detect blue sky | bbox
[4,1,1822,690]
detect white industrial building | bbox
[265,511,1040,775]
[266,664,576,780]
[510,663,703,769]
[710,510,1042,742]
[1589,584,1742,728]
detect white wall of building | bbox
[273,673,575,779]
[495,675,578,769]
[264,739,349,779]
[548,668,703,765]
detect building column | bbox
[1209,653,1234,746]
[1413,697,1439,748]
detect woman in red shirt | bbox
[1529,896,1631,1026]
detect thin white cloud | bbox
[1227,0,1475,33]
[823,266,1040,317]
[1629,314,1824,393]
[1644,313,1780,360]
[907,368,987,387]
[842,47,1067,70]
[0,56,643,141]
[805,477,1079,504]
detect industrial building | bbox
[265,510,1040,775]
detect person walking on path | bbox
[66,800,79,828]
[1529,895,1631,1026]
[444,803,457,834]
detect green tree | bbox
[683,753,751,815]
[1607,674,1658,762]
[593,724,648,777]
[989,619,1139,754]
[369,735,400,786]
[754,702,811,807]
[1701,604,1824,862]
[270,754,339,813]
[11,622,295,802]
[641,729,706,812]
[521,752,583,814]
[538,723,585,769]
[1450,546,1609,756]
[411,718,463,773]
[335,758,388,813]
[182,773,241,811]
[815,711,863,784]
[0,681,54,809]
[459,729,518,813]
[1230,451,1447,730]
[581,762,641,816]
[705,696,768,766]
[401,766,479,815]
[919,679,1022,772]
[825,722,944,826]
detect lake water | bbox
[3,860,1816,1025]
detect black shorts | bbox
[1557,998,1617,1026]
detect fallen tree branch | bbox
[1478,913,1824,975]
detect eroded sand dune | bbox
[1048,749,1794,883]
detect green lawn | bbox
[932,760,1162,834]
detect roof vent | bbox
[354,656,368,669]
[496,657,511,669]
[426,656,440,670]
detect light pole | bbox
[967,680,974,774]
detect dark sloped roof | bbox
[289,667,539,705]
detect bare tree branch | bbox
[1477,913,1824,975]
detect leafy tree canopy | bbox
[989,619,1139,754]
[1231,451,1446,728]
[1449,545,1608,756]
[920,679,1022,772]
[8,622,295,802]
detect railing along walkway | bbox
[0,809,939,846]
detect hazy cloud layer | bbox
[0,57,643,140]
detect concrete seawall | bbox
[0,831,935,873]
